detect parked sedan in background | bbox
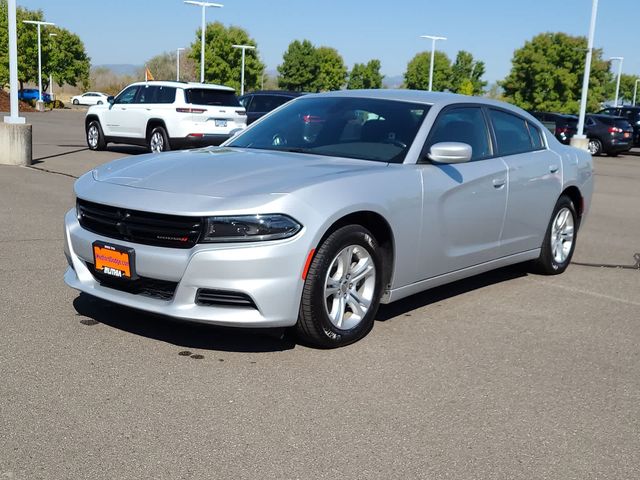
[65,90,593,347]
[18,88,52,103]
[598,106,640,146]
[71,92,109,106]
[584,114,633,156]
[529,111,577,145]
[239,90,305,124]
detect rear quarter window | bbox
[185,89,241,107]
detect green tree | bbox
[501,32,611,113]
[404,51,451,91]
[1,1,89,90]
[313,46,347,92]
[347,59,384,89]
[44,26,90,91]
[190,22,264,92]
[615,73,640,105]
[278,39,318,92]
[450,50,486,95]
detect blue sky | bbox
[18,0,639,83]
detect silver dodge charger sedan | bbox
[64,90,593,347]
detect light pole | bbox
[609,56,624,106]
[633,79,640,106]
[232,44,255,95]
[184,1,223,83]
[23,20,55,107]
[420,35,447,92]
[48,33,57,100]
[5,0,24,123]
[176,47,185,81]
[571,0,598,150]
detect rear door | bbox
[489,109,561,255]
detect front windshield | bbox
[228,96,430,163]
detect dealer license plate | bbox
[215,119,227,127]
[92,242,136,280]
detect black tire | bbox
[588,138,602,156]
[148,126,170,153]
[73,99,79,105]
[86,120,107,151]
[296,225,384,348]
[532,195,578,275]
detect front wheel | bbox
[296,225,384,348]
[533,195,577,275]
[86,120,107,151]
[148,126,170,153]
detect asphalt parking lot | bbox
[1,109,639,479]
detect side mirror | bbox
[428,142,472,164]
[107,96,115,104]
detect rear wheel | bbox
[588,138,602,156]
[533,195,577,275]
[296,225,383,348]
[73,99,79,105]
[148,126,170,153]
[86,120,106,151]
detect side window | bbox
[239,96,252,110]
[137,85,159,104]
[527,122,544,150]
[115,86,138,104]
[489,109,534,156]
[156,86,176,104]
[250,95,280,113]
[424,106,491,161]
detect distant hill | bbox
[382,75,404,89]
[93,64,142,76]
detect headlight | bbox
[201,214,302,243]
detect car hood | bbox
[91,147,388,198]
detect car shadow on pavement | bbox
[376,264,529,321]
[107,145,149,155]
[73,293,296,353]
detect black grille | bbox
[77,199,202,249]
[88,263,178,300]
[196,289,257,308]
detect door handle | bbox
[549,164,559,173]
[492,178,506,188]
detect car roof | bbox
[242,90,306,97]
[313,89,536,117]
[129,80,235,92]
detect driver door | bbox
[418,105,508,278]
[104,85,140,136]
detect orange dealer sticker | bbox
[93,242,135,279]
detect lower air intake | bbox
[195,289,257,308]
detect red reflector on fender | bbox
[302,249,316,280]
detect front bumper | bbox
[63,208,308,328]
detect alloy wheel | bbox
[323,245,376,330]
[150,132,164,153]
[87,125,99,148]
[550,207,574,264]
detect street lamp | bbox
[176,47,185,81]
[49,33,57,100]
[571,0,598,150]
[4,0,24,123]
[420,35,447,92]
[22,20,55,106]
[232,44,255,96]
[633,78,640,106]
[609,56,624,106]
[184,1,223,83]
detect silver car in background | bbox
[64,90,593,347]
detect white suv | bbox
[85,81,247,153]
